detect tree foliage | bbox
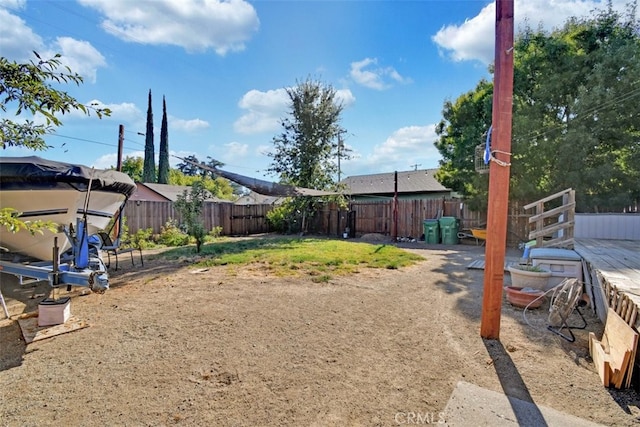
[174,180,209,253]
[0,52,108,234]
[143,89,156,183]
[176,155,225,178]
[267,78,350,233]
[169,169,235,200]
[158,96,170,184]
[0,52,110,150]
[435,79,493,210]
[435,4,640,212]
[120,156,144,182]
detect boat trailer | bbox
[0,218,110,318]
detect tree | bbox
[0,52,108,234]
[176,155,201,176]
[176,155,225,178]
[1,52,110,150]
[174,180,209,253]
[169,169,236,200]
[434,79,493,210]
[434,4,640,212]
[267,78,350,232]
[142,89,156,183]
[158,96,170,184]
[120,156,144,182]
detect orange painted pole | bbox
[480,0,514,339]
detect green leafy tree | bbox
[142,89,156,182]
[434,79,493,210]
[435,4,640,212]
[174,180,209,253]
[1,52,110,150]
[169,169,235,200]
[1,208,56,236]
[0,52,109,234]
[158,95,170,184]
[267,78,350,232]
[176,155,225,178]
[176,155,201,176]
[120,156,144,182]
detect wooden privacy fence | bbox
[123,198,539,245]
[122,201,272,236]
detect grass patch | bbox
[159,236,423,279]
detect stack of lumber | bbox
[589,308,639,389]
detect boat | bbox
[0,156,136,262]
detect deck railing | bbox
[523,188,576,249]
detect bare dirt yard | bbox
[1,236,640,426]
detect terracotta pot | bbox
[504,286,545,308]
[507,265,552,290]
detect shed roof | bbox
[341,169,449,195]
[136,183,230,203]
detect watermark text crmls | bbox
[395,411,446,425]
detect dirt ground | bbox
[1,236,640,426]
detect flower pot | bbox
[507,265,552,290]
[504,286,545,308]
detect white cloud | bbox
[219,141,249,163]
[234,88,289,134]
[169,116,210,132]
[78,0,260,55]
[350,58,412,90]
[77,100,141,121]
[49,37,106,83]
[93,149,189,169]
[235,87,355,135]
[336,89,356,108]
[0,7,106,81]
[353,125,441,172]
[432,0,629,65]
[92,152,121,169]
[0,7,43,61]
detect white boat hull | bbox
[0,188,127,261]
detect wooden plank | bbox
[527,202,576,223]
[589,332,611,387]
[523,188,573,210]
[605,308,639,388]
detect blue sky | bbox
[0,0,627,181]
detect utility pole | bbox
[480,0,515,340]
[393,171,398,240]
[410,163,421,171]
[117,124,124,172]
[337,135,343,183]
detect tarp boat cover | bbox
[0,156,136,196]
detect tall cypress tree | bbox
[142,89,156,183]
[158,96,170,184]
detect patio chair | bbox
[97,232,143,271]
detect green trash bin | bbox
[423,219,440,244]
[439,217,460,244]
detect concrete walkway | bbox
[443,381,605,426]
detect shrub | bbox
[208,226,223,239]
[158,219,190,246]
[131,227,155,250]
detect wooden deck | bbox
[574,239,640,325]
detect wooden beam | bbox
[481,0,515,339]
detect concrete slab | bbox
[443,381,605,426]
